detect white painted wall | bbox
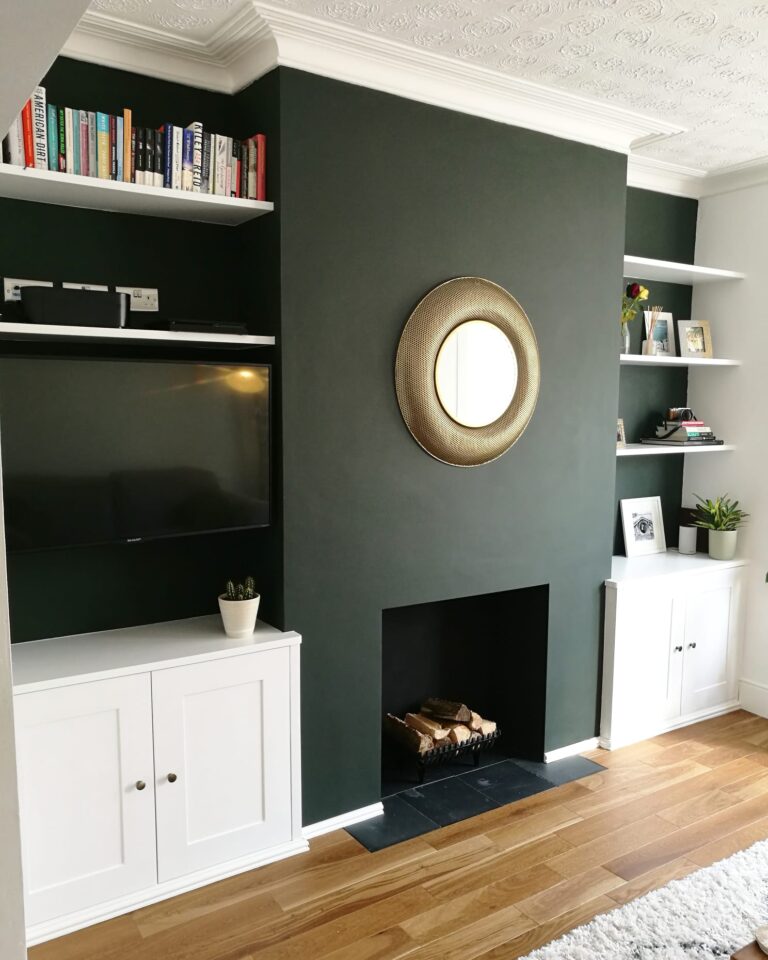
[684,185,768,716]
[0,440,26,959]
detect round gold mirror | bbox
[395,277,540,467]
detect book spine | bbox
[122,109,132,182]
[96,112,110,179]
[154,128,163,187]
[201,131,211,194]
[135,125,145,185]
[239,141,247,199]
[31,86,47,170]
[246,137,256,199]
[57,107,66,171]
[230,138,239,197]
[88,112,96,177]
[116,116,123,182]
[145,128,155,188]
[162,123,172,188]
[4,117,23,166]
[213,134,227,195]
[181,127,194,191]
[224,136,232,197]
[71,109,80,175]
[46,105,58,170]
[79,110,89,177]
[131,126,136,183]
[171,125,182,190]
[109,115,117,180]
[186,121,203,192]
[21,100,34,168]
[256,133,266,201]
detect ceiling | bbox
[68,0,768,191]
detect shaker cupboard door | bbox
[682,580,739,715]
[152,649,293,882]
[14,675,157,927]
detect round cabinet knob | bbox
[167,773,178,783]
[688,642,698,649]
[136,780,146,791]
[674,646,683,653]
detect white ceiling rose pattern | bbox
[80,0,768,174]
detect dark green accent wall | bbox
[0,59,283,641]
[276,69,627,822]
[616,188,698,553]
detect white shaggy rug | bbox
[522,839,768,959]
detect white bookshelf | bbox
[0,164,273,226]
[620,354,739,367]
[623,255,744,285]
[0,321,274,348]
[617,444,735,458]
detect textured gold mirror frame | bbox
[395,277,540,467]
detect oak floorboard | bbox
[31,713,768,960]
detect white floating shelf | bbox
[617,444,735,457]
[0,163,273,225]
[620,354,740,367]
[623,255,744,285]
[0,321,274,348]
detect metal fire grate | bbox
[409,729,502,783]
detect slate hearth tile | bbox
[514,755,605,787]
[461,760,552,804]
[345,796,439,852]
[400,776,500,827]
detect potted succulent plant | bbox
[218,577,260,639]
[692,495,749,561]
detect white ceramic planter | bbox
[708,529,738,561]
[218,594,260,639]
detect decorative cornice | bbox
[627,153,768,200]
[64,1,683,156]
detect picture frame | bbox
[643,311,676,356]
[616,418,626,449]
[620,496,667,558]
[677,320,714,359]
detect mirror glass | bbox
[434,320,518,428]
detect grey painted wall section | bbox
[276,69,627,823]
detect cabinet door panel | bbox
[153,649,292,882]
[14,675,157,926]
[682,582,737,715]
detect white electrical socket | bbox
[3,278,54,302]
[115,286,159,312]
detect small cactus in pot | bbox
[219,575,260,639]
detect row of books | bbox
[1,86,267,201]
[641,416,724,447]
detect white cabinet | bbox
[153,649,293,882]
[601,552,744,750]
[14,674,157,927]
[11,616,305,946]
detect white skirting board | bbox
[599,702,741,751]
[544,738,599,763]
[303,802,384,840]
[739,679,768,718]
[27,838,309,946]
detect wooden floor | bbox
[32,710,768,960]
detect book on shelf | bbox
[641,438,725,447]
[1,85,269,203]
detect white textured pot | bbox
[218,594,260,639]
[708,530,738,561]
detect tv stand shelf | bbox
[0,321,275,348]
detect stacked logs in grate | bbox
[384,698,497,755]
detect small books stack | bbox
[1,85,267,201]
[641,416,724,447]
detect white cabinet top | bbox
[11,616,300,693]
[608,549,747,587]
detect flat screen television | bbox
[0,357,270,551]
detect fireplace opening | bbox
[381,584,549,799]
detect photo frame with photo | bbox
[616,418,626,449]
[620,496,667,558]
[643,311,676,356]
[677,320,714,359]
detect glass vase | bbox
[620,322,630,355]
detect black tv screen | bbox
[0,357,270,551]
